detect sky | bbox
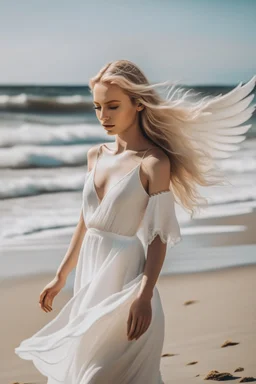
[0,0,255,85]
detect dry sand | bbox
[159,265,256,383]
[1,264,255,384]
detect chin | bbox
[105,129,115,135]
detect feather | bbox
[206,76,255,108]
[181,76,256,159]
[197,94,254,122]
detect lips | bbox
[103,125,115,127]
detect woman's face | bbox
[92,82,142,135]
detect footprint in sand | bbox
[183,299,199,306]
[221,339,240,347]
[11,382,32,384]
[186,361,198,365]
[161,353,179,357]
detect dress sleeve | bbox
[137,190,182,250]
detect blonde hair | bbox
[89,59,226,216]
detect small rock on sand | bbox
[204,370,239,380]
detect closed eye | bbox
[93,106,119,110]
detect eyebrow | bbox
[93,100,121,104]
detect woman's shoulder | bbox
[141,146,171,190]
[143,145,170,169]
[87,143,102,157]
[141,146,171,194]
[86,143,103,171]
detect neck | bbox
[114,127,151,153]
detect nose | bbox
[99,108,109,121]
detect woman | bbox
[15,60,255,383]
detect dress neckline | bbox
[89,162,172,208]
[91,143,157,207]
[92,162,146,207]
[90,143,172,208]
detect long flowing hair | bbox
[89,60,255,216]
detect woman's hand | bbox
[127,297,152,341]
[39,276,66,313]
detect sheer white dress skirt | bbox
[16,226,165,384]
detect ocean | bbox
[0,84,256,282]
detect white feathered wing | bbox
[178,75,256,159]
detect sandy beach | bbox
[1,262,255,383]
[159,265,256,383]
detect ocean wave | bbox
[0,144,91,168]
[0,123,107,147]
[0,94,94,113]
[217,157,256,173]
[0,191,82,239]
[0,172,87,199]
[1,215,78,239]
[0,112,97,126]
[216,140,256,173]
[198,172,256,205]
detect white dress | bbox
[15,144,181,384]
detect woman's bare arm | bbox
[55,145,99,282]
[137,150,171,301]
[55,209,87,281]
